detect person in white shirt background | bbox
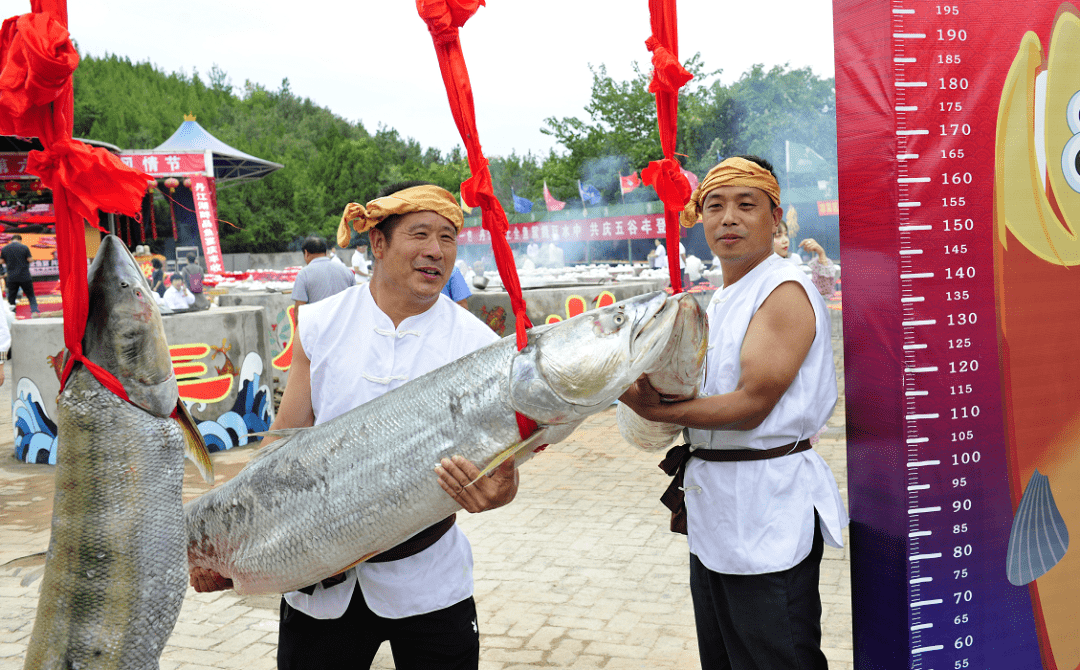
[772,220,837,300]
[620,155,846,670]
[190,182,517,670]
[351,243,371,283]
[161,274,195,311]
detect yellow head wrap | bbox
[679,157,781,228]
[336,185,464,248]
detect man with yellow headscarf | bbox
[621,156,848,670]
[190,181,519,670]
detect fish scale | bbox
[24,365,188,670]
[186,338,524,596]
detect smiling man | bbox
[190,182,516,670]
[620,156,848,670]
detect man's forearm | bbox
[649,391,775,432]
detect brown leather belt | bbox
[296,514,457,595]
[659,440,812,535]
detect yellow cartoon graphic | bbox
[995,5,1080,667]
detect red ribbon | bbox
[26,138,149,228]
[0,11,78,138]
[645,36,692,95]
[642,0,694,293]
[2,1,150,398]
[416,0,538,440]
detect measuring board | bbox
[836,1,1080,668]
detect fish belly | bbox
[24,366,187,670]
[186,341,527,595]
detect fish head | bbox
[510,291,679,424]
[645,292,708,399]
[83,234,177,418]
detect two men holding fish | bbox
[620,156,848,670]
[191,182,519,669]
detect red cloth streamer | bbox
[168,194,177,239]
[1,1,150,397]
[641,0,693,293]
[416,0,539,440]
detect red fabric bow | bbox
[416,0,484,44]
[0,11,78,138]
[642,157,692,209]
[645,36,692,95]
[27,139,149,226]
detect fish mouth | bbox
[629,293,679,372]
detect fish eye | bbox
[612,313,626,325]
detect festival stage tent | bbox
[148,117,283,185]
[118,116,283,272]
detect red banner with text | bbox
[118,152,208,177]
[459,214,670,246]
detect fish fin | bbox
[1,552,47,587]
[1006,469,1070,586]
[175,400,214,484]
[1,551,46,569]
[466,430,550,487]
[338,551,381,572]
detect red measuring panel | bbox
[837,1,1080,668]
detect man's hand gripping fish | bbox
[23,235,212,670]
[617,292,708,451]
[184,291,684,595]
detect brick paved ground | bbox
[0,342,851,670]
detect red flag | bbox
[680,167,699,192]
[543,181,565,211]
[620,171,641,195]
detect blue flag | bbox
[577,180,602,205]
[512,189,533,214]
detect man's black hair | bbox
[302,236,328,255]
[11,234,21,241]
[732,154,779,208]
[151,258,163,269]
[186,253,197,263]
[170,273,184,283]
[373,180,439,244]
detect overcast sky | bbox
[58,0,837,158]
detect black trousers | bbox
[689,518,828,670]
[7,279,37,312]
[278,588,479,670]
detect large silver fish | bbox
[24,235,212,670]
[184,291,681,595]
[617,292,708,451]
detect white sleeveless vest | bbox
[283,284,498,619]
[685,254,848,574]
